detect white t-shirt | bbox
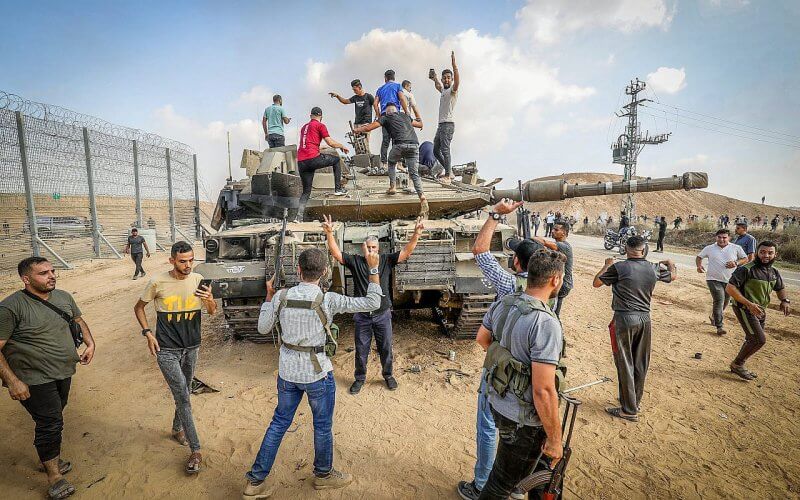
[402,89,417,116]
[698,243,747,283]
[438,87,457,123]
[546,214,555,224]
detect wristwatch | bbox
[141,328,152,336]
[489,212,502,221]
[369,267,379,275]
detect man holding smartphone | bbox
[133,241,216,475]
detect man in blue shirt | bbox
[262,95,291,148]
[733,222,756,263]
[373,70,409,170]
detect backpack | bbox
[274,290,339,373]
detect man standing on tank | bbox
[262,95,291,148]
[373,70,410,171]
[429,51,460,183]
[322,214,425,395]
[329,79,375,146]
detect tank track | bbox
[435,293,496,340]
[221,298,278,344]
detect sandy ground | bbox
[0,245,798,499]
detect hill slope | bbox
[525,172,799,220]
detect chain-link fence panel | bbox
[0,91,198,272]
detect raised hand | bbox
[492,198,523,215]
[321,214,334,234]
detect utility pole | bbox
[611,78,670,221]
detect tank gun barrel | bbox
[491,172,708,203]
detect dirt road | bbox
[0,246,798,499]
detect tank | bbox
[197,145,708,340]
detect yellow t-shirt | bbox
[141,271,204,348]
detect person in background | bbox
[732,222,756,264]
[124,228,151,280]
[655,216,667,253]
[696,229,748,336]
[262,95,291,148]
[401,80,421,120]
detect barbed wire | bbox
[0,90,194,155]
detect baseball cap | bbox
[505,238,541,269]
[310,106,323,116]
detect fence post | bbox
[82,127,101,257]
[165,148,176,243]
[133,140,142,228]
[16,111,39,257]
[193,154,201,240]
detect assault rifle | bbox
[516,180,531,239]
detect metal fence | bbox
[0,91,201,272]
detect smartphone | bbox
[196,278,213,291]
[428,68,436,79]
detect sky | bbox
[2,0,799,206]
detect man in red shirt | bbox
[296,107,350,221]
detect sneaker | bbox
[385,377,398,391]
[349,380,364,395]
[716,327,727,336]
[313,468,353,490]
[242,479,274,499]
[334,188,348,196]
[132,275,139,280]
[457,480,481,500]
[510,487,526,499]
[140,271,146,277]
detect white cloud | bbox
[234,85,275,106]
[646,66,687,94]
[546,116,609,137]
[303,28,595,153]
[605,53,616,66]
[515,0,675,44]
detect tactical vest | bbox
[483,292,567,423]
[274,290,339,373]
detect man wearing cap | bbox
[262,95,291,148]
[354,102,427,214]
[373,70,410,171]
[124,228,151,280]
[329,79,375,145]
[296,107,350,221]
[456,198,533,500]
[732,222,756,264]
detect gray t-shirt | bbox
[482,294,562,427]
[438,87,457,123]
[128,235,145,253]
[599,258,672,313]
[556,240,573,292]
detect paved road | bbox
[567,233,800,288]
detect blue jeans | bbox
[474,371,497,490]
[246,371,336,481]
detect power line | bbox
[645,100,800,141]
[639,111,800,149]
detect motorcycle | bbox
[605,227,652,254]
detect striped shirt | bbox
[258,282,382,384]
[474,251,524,300]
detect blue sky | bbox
[3,0,799,206]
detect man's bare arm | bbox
[532,236,558,251]
[262,116,268,136]
[532,362,562,461]
[476,325,492,351]
[472,199,523,255]
[0,339,29,400]
[412,118,423,129]
[659,259,678,282]
[322,215,344,264]
[593,258,615,288]
[431,75,443,92]
[398,219,425,263]
[373,96,381,117]
[451,51,460,93]
[329,92,351,105]
[354,120,382,134]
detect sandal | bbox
[172,430,189,446]
[730,364,755,381]
[39,459,72,475]
[185,452,202,474]
[605,407,639,422]
[47,478,75,499]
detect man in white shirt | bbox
[429,51,459,183]
[545,212,556,237]
[696,229,748,335]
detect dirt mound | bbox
[527,172,800,220]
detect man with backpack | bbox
[321,214,425,395]
[243,247,382,498]
[475,249,567,499]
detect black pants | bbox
[267,134,285,148]
[545,223,554,237]
[297,154,342,220]
[657,232,665,252]
[131,252,145,276]
[380,124,392,164]
[353,310,393,382]
[478,409,547,500]
[732,306,767,365]
[609,313,651,415]
[554,287,570,318]
[20,378,71,463]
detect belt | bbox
[283,342,325,372]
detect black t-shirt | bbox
[350,93,375,125]
[342,251,400,313]
[657,220,667,235]
[378,113,418,144]
[599,258,673,313]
